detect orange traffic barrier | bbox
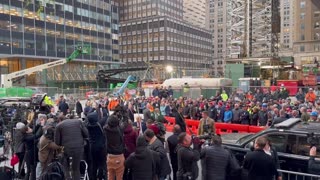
[164,116,266,134]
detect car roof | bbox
[272,118,320,134]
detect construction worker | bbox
[221,90,229,102]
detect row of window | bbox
[0,4,118,33]
[121,21,211,39]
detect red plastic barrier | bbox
[215,123,249,134]
[248,126,265,133]
[164,116,265,134]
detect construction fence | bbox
[16,84,320,101]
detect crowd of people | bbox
[7,85,320,180]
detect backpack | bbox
[155,121,166,136]
[39,161,65,180]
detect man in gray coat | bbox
[55,118,89,180]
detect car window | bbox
[285,135,298,154]
[267,134,287,153]
[297,136,320,157]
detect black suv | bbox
[221,118,320,173]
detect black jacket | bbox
[208,106,218,121]
[104,115,124,155]
[55,119,89,149]
[175,113,186,132]
[58,101,69,115]
[86,112,106,151]
[200,145,240,180]
[240,110,251,125]
[177,145,200,180]
[148,138,171,177]
[309,156,320,175]
[125,147,160,180]
[143,109,152,122]
[76,101,83,114]
[127,108,135,122]
[243,149,277,180]
[167,132,180,170]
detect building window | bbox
[301,35,305,40]
[315,44,320,52]
[300,13,305,19]
[300,1,306,9]
[301,24,305,30]
[300,45,305,52]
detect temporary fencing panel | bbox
[164,116,265,135]
[278,169,320,180]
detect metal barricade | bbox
[279,169,320,180]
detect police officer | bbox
[177,133,201,180]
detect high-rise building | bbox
[118,0,212,79]
[293,0,320,67]
[183,0,207,29]
[279,0,295,57]
[207,0,231,76]
[0,0,120,88]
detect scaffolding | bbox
[229,0,278,58]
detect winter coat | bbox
[58,101,69,115]
[24,132,42,166]
[76,101,83,114]
[123,125,138,158]
[258,111,268,126]
[198,117,215,135]
[104,115,125,155]
[243,149,278,180]
[223,110,233,123]
[200,145,240,180]
[87,112,106,151]
[175,113,186,132]
[125,137,160,180]
[251,112,259,126]
[167,132,180,171]
[232,108,242,123]
[55,119,89,149]
[309,157,320,175]
[14,128,27,153]
[143,109,152,122]
[125,147,160,180]
[38,136,60,167]
[177,145,200,180]
[148,138,171,177]
[208,106,218,120]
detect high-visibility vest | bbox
[221,94,228,101]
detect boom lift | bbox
[1,45,90,88]
[113,75,137,97]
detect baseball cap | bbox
[262,103,268,108]
[310,111,318,117]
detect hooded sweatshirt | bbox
[104,115,124,155]
[125,136,160,180]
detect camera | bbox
[307,133,319,147]
[113,105,129,125]
[182,172,193,180]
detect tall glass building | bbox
[0,0,120,88]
